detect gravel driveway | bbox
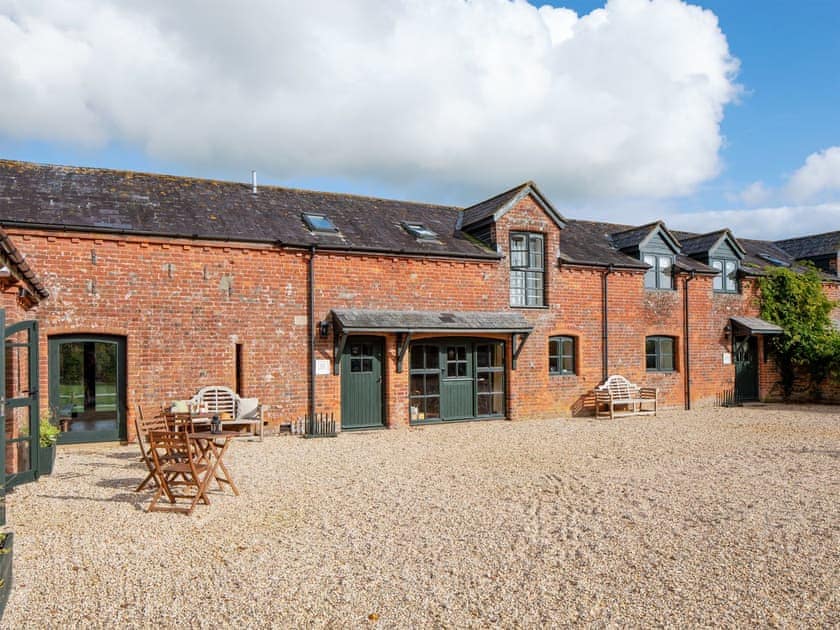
[2,405,838,628]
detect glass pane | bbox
[361,359,373,373]
[646,354,657,370]
[477,396,490,416]
[6,329,32,398]
[490,394,505,416]
[426,396,440,419]
[426,373,439,395]
[489,343,504,367]
[488,372,504,393]
[476,345,490,368]
[510,271,525,305]
[660,339,674,370]
[561,356,574,374]
[5,440,30,476]
[350,344,361,356]
[725,261,737,291]
[658,256,672,289]
[456,347,466,361]
[712,260,723,290]
[457,363,467,377]
[645,339,656,354]
[529,235,544,270]
[95,343,117,412]
[350,358,362,373]
[447,347,456,361]
[447,363,457,377]
[425,346,439,369]
[410,374,425,396]
[477,375,490,394]
[410,347,424,370]
[510,235,528,267]
[549,356,559,373]
[361,344,373,357]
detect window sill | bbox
[644,288,676,292]
[509,305,549,309]
[646,369,677,374]
[549,372,577,377]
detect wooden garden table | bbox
[189,430,240,497]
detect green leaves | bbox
[759,264,840,398]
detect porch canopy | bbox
[330,309,534,373]
[730,316,783,336]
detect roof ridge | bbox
[461,181,532,211]
[775,229,840,244]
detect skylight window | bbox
[402,222,438,240]
[302,213,338,233]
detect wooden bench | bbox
[188,386,264,441]
[594,375,658,419]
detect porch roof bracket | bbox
[396,331,412,373]
[333,330,349,375]
[511,332,530,370]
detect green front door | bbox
[340,337,384,429]
[734,336,758,401]
[441,343,474,419]
[49,335,127,444]
[3,319,40,489]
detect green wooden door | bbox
[340,337,384,429]
[734,336,758,401]
[49,336,126,444]
[440,342,474,420]
[4,319,39,488]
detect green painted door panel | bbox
[734,336,758,401]
[340,337,384,429]
[4,319,39,488]
[440,343,474,420]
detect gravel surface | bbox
[2,405,838,628]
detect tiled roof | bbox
[775,231,840,259]
[0,159,498,260]
[460,183,529,228]
[731,316,783,335]
[609,222,663,251]
[557,220,649,269]
[0,227,49,301]
[331,309,533,333]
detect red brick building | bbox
[0,159,837,449]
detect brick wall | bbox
[6,195,840,442]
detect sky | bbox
[0,0,838,240]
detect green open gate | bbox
[1,313,41,525]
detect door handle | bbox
[376,377,382,384]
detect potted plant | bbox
[38,410,60,477]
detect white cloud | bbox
[0,0,739,202]
[669,203,840,240]
[733,180,772,207]
[786,146,840,202]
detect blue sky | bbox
[1,0,838,239]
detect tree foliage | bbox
[759,264,840,399]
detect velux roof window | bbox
[402,222,438,240]
[302,213,338,233]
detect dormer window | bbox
[302,213,338,233]
[643,254,673,290]
[711,258,739,293]
[402,222,438,240]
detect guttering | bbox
[602,264,614,381]
[308,245,317,421]
[0,221,502,261]
[683,270,696,410]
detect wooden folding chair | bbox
[134,405,173,492]
[147,431,213,515]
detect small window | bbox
[711,258,739,293]
[549,336,575,375]
[510,232,545,307]
[402,222,438,240]
[646,336,675,372]
[643,254,673,290]
[302,213,338,233]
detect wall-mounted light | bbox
[723,322,732,339]
[318,320,331,338]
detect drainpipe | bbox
[683,270,696,410]
[601,265,613,382]
[308,245,316,421]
